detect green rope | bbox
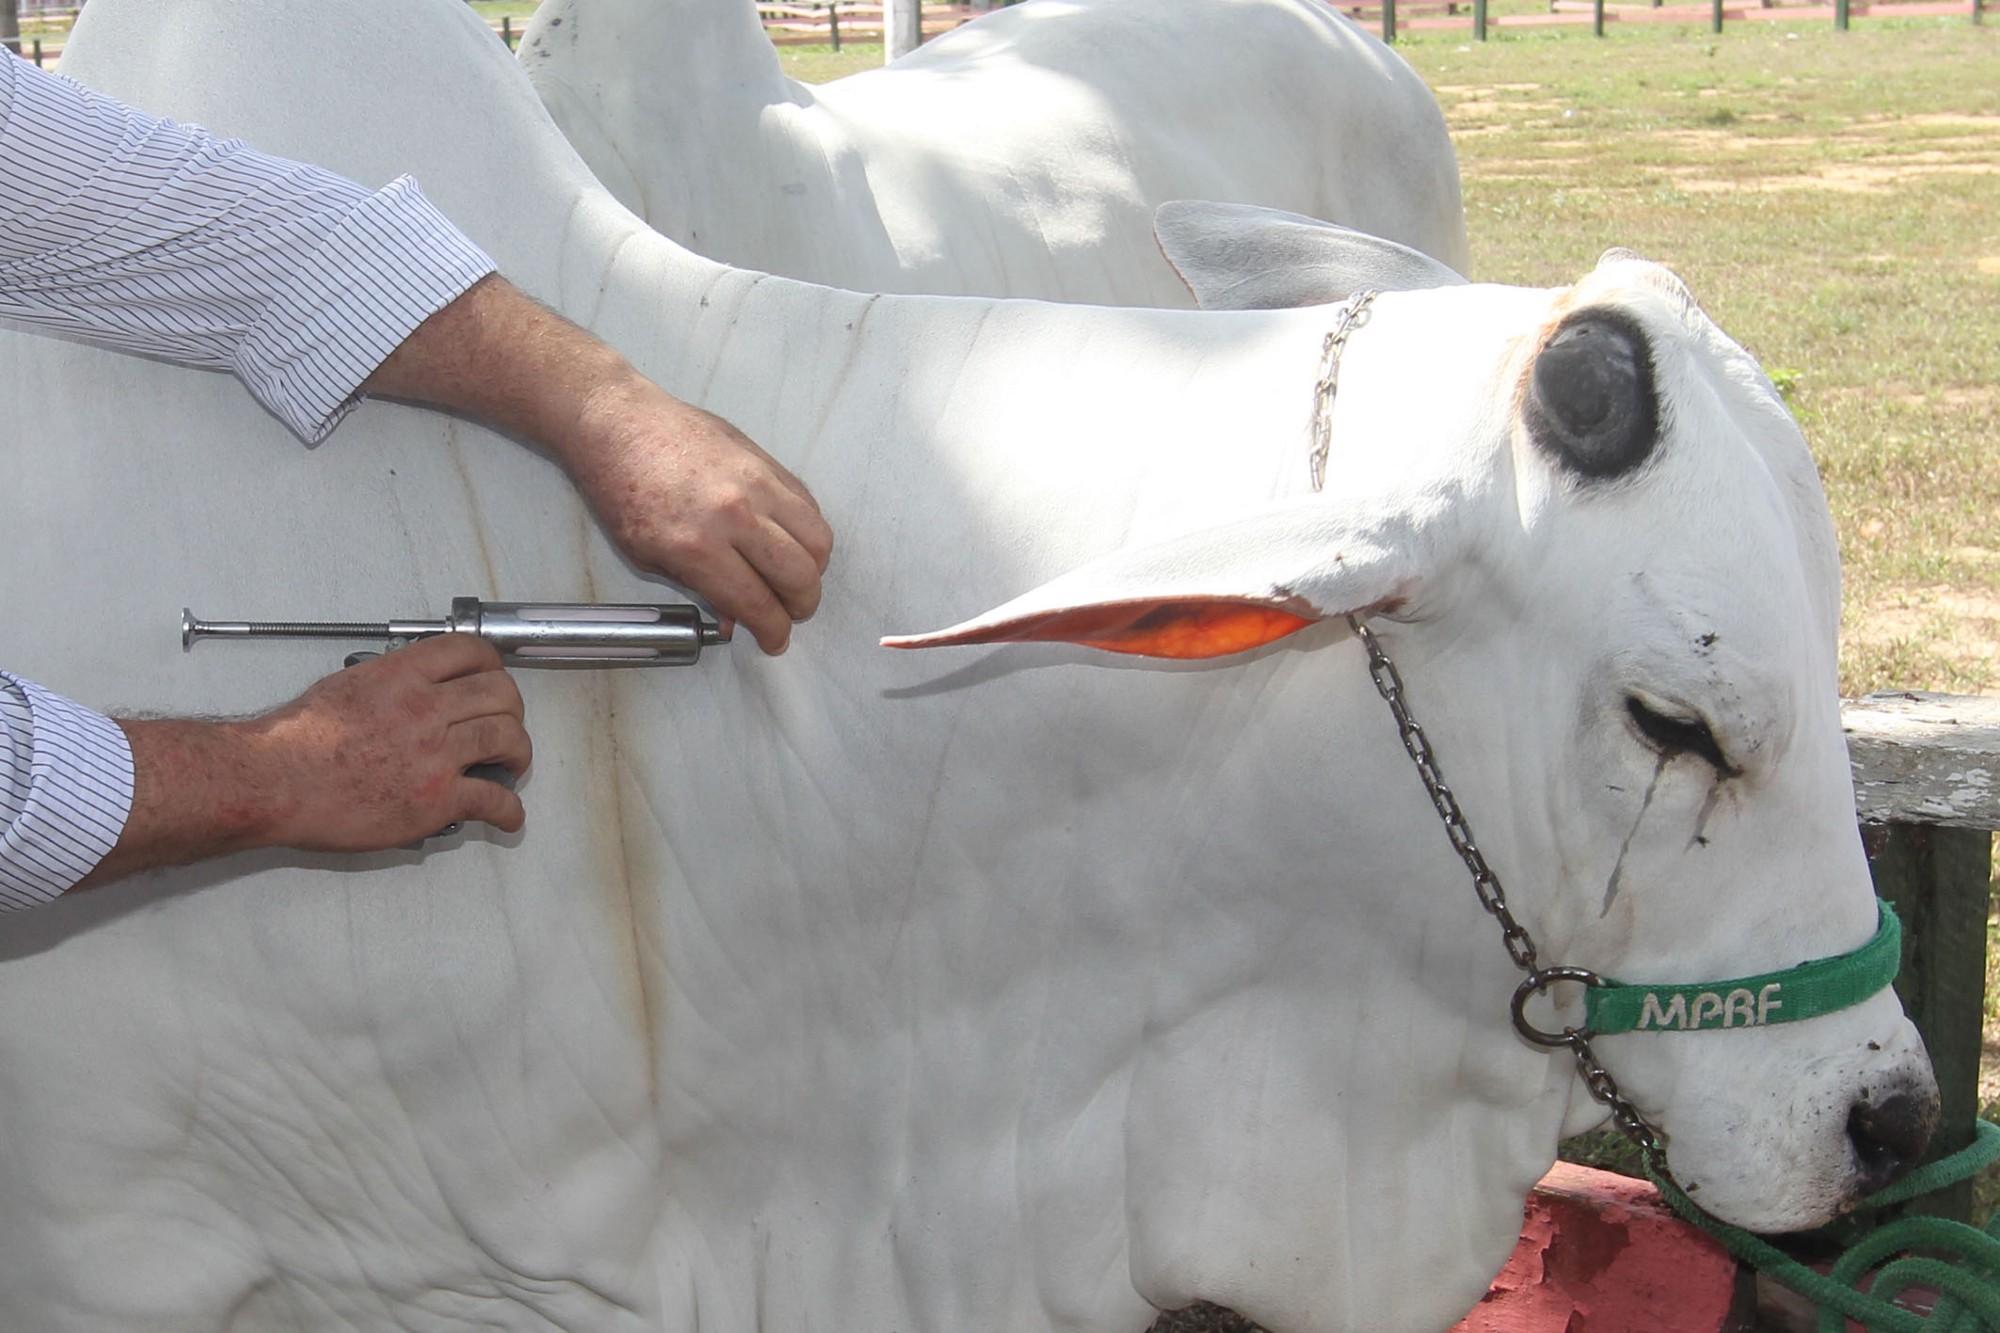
[1646,1120,2000,1331]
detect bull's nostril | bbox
[1847,1091,1939,1192]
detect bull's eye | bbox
[1525,312,1659,480]
[1627,697,1736,776]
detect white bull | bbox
[0,2,1931,1331]
[519,0,1469,303]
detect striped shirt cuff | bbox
[231,176,496,442]
[0,52,496,445]
[0,674,135,911]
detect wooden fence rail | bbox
[1845,692,2000,1219]
[473,0,1999,53]
[482,5,986,53]
[756,1,982,49]
[1345,0,1982,42]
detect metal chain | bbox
[1310,299,1670,1174]
[1308,292,1378,492]
[1349,614,1538,972]
[1345,614,1675,1180]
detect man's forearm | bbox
[362,273,634,453]
[79,717,283,887]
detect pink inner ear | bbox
[884,599,1319,659]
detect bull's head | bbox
[890,204,1937,1245]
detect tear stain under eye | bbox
[1603,755,1668,916]
[1689,783,1723,850]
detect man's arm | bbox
[0,54,830,905]
[84,635,529,887]
[1,53,832,653]
[0,637,530,908]
[362,276,831,654]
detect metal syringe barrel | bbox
[182,597,727,667]
[443,599,723,665]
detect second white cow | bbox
[519,0,1469,304]
[0,3,1932,1331]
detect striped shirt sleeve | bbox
[0,50,496,441]
[0,674,134,911]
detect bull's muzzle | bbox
[1848,1086,1940,1196]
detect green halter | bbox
[1511,899,1903,1046]
[1584,899,1903,1036]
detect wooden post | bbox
[1844,692,2000,1222]
[1835,0,1851,28]
[1593,0,1606,35]
[1382,0,1397,43]
[886,0,922,58]
[1473,0,1487,38]
[1711,0,1724,31]
[827,2,841,51]
[1864,824,1989,1221]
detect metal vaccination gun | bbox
[181,596,728,667]
[180,597,727,839]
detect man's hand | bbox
[237,636,530,852]
[562,377,828,655]
[80,636,529,887]
[363,276,834,654]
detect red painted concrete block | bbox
[1449,1162,1746,1333]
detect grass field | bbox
[1406,21,2000,702]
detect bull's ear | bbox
[882,499,1427,660]
[1154,201,1468,311]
